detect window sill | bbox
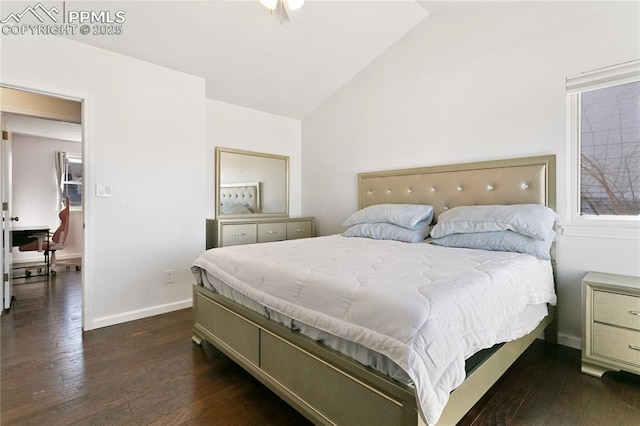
[561,224,640,240]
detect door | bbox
[0,88,84,322]
[1,113,16,310]
[0,115,3,315]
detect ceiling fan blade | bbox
[274,0,290,24]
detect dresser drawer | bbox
[593,290,640,331]
[208,217,314,248]
[221,223,257,246]
[287,221,313,240]
[258,222,286,243]
[592,322,640,367]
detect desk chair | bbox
[19,196,70,276]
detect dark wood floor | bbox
[1,271,639,425]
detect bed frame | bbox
[193,155,557,425]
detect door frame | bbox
[1,113,14,311]
[0,78,93,331]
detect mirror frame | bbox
[215,147,290,218]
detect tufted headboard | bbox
[220,182,262,213]
[358,155,556,222]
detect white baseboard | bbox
[557,333,582,350]
[13,252,82,264]
[55,252,82,261]
[87,301,585,351]
[89,298,193,330]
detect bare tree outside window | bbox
[580,81,640,216]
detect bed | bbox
[192,155,558,426]
[219,182,262,214]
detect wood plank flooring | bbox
[1,271,639,425]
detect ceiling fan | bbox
[260,0,304,24]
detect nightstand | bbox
[582,271,640,378]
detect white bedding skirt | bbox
[197,268,549,386]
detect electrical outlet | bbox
[164,270,174,284]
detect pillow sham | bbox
[430,230,556,260]
[430,204,557,241]
[342,221,432,243]
[342,204,434,230]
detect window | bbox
[580,82,640,216]
[57,152,82,209]
[566,60,640,238]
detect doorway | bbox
[1,86,83,320]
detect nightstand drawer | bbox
[592,322,640,367]
[258,222,286,243]
[287,221,313,239]
[593,290,640,331]
[221,224,257,246]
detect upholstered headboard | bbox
[358,155,556,222]
[220,182,262,213]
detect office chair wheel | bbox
[75,266,81,271]
[25,271,31,278]
[51,270,57,277]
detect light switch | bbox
[96,183,112,197]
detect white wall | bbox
[206,99,302,218]
[302,1,640,348]
[10,133,82,262]
[2,35,207,329]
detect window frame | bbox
[564,60,640,240]
[62,152,82,212]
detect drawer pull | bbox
[233,233,247,237]
[267,231,278,235]
[295,228,305,232]
[630,311,640,316]
[630,345,640,352]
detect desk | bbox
[11,225,50,247]
[10,226,50,279]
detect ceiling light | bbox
[260,0,304,12]
[259,0,278,10]
[286,0,304,11]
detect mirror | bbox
[216,147,289,217]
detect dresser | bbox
[582,271,640,378]
[206,217,315,249]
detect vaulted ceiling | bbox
[63,1,430,119]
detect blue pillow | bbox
[431,204,557,241]
[342,204,434,230]
[342,221,432,243]
[430,230,556,260]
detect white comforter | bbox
[191,235,557,425]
